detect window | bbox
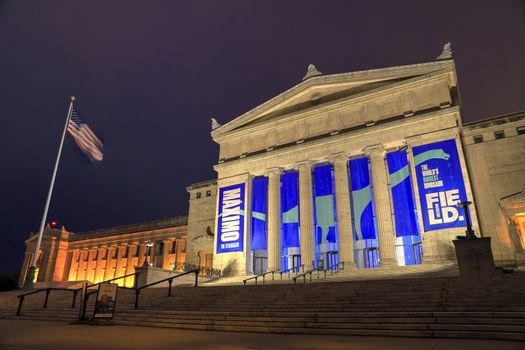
[206,190,212,197]
[517,126,525,135]
[473,135,483,144]
[196,192,202,199]
[171,240,177,253]
[157,241,164,255]
[494,130,505,139]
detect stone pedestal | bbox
[453,237,496,276]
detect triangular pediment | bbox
[211,60,455,139]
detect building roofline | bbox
[186,179,217,191]
[70,216,188,241]
[463,110,525,127]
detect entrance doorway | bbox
[253,250,268,275]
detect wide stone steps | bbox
[3,273,524,341]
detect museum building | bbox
[19,55,525,285]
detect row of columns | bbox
[263,144,396,270]
[70,239,186,283]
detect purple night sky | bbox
[1,1,524,276]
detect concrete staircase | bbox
[1,273,524,341]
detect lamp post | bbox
[458,201,476,239]
[143,243,154,267]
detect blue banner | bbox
[313,164,337,244]
[281,171,300,248]
[386,150,419,237]
[349,157,377,240]
[251,177,267,251]
[413,139,467,231]
[216,183,245,254]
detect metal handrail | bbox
[326,261,345,275]
[279,265,304,280]
[242,269,279,286]
[292,261,345,284]
[133,269,199,309]
[16,287,81,316]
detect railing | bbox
[279,265,304,280]
[16,287,82,316]
[172,262,221,278]
[79,272,141,321]
[291,262,344,284]
[243,269,279,286]
[326,261,345,275]
[133,268,199,309]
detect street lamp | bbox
[144,242,154,267]
[458,201,476,239]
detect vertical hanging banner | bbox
[413,139,467,231]
[313,164,337,245]
[251,177,268,251]
[386,150,419,237]
[349,157,377,240]
[281,171,300,248]
[216,183,245,254]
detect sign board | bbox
[93,283,118,319]
[412,139,467,232]
[216,183,245,254]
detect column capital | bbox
[294,160,313,171]
[362,144,386,156]
[264,167,282,177]
[328,152,349,164]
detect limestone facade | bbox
[20,217,188,287]
[209,59,524,276]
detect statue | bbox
[302,64,322,81]
[437,42,453,60]
[211,118,221,130]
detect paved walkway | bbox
[0,320,522,350]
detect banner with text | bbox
[413,139,467,231]
[217,183,245,253]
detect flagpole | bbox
[23,96,76,289]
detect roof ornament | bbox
[302,64,322,81]
[211,118,221,130]
[436,42,453,60]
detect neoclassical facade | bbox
[19,217,189,287]
[20,58,525,285]
[210,59,525,276]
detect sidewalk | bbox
[0,320,522,350]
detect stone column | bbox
[162,239,170,270]
[137,244,146,267]
[175,239,183,265]
[330,153,355,267]
[86,249,95,282]
[363,144,397,266]
[125,244,137,286]
[115,245,125,280]
[297,161,315,270]
[266,167,282,271]
[94,247,104,283]
[104,246,113,280]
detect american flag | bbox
[67,108,103,162]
